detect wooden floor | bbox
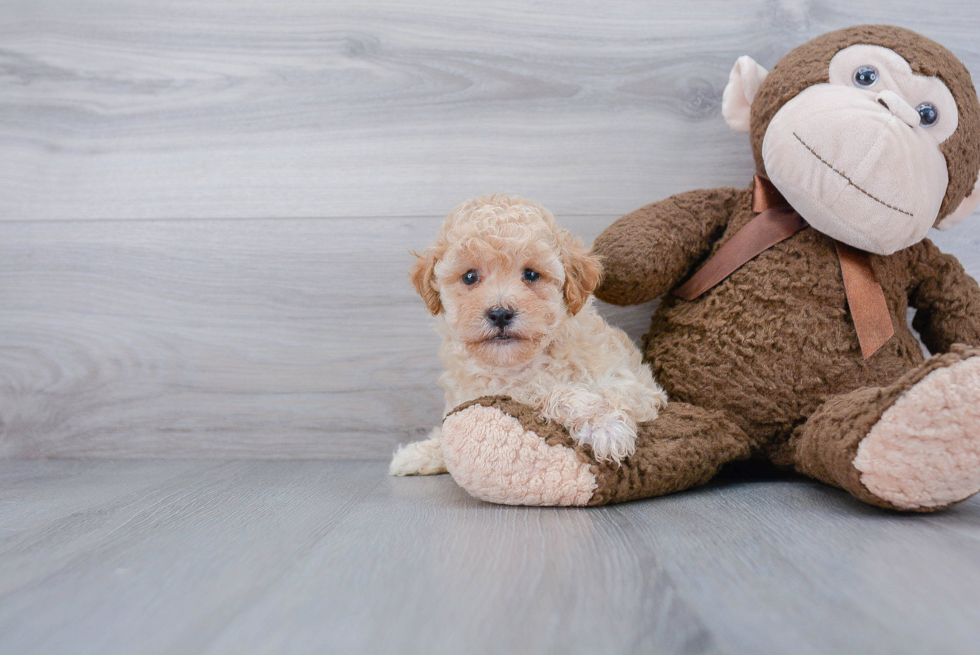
[4,0,980,459]
[4,2,980,653]
[1,459,978,655]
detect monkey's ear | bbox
[409,252,442,315]
[722,56,769,133]
[561,238,603,316]
[936,176,980,230]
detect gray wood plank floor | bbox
[2,0,979,221]
[4,4,980,653]
[0,214,976,458]
[0,214,659,459]
[4,0,980,457]
[1,460,978,655]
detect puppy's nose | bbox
[486,306,516,328]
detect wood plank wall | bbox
[2,0,979,458]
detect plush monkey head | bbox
[722,25,980,254]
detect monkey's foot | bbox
[854,351,980,510]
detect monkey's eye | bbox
[852,66,879,88]
[916,103,939,127]
[461,269,480,285]
[522,269,541,283]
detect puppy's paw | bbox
[572,413,637,463]
[544,386,606,425]
[389,433,447,476]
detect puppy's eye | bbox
[461,269,479,285]
[522,269,540,283]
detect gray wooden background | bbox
[2,0,980,459]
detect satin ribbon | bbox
[673,176,894,359]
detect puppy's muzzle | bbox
[486,306,516,329]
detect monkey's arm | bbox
[908,239,980,353]
[592,187,744,305]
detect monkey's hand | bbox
[593,187,744,305]
[909,239,980,353]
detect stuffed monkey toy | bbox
[436,25,980,512]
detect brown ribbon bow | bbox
[673,176,895,360]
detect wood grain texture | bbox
[0,460,979,654]
[3,0,980,458]
[0,214,665,458]
[2,215,978,458]
[0,0,978,220]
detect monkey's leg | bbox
[439,396,752,506]
[789,346,980,512]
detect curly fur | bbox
[403,27,980,511]
[585,26,980,510]
[390,195,667,476]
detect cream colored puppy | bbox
[390,195,667,476]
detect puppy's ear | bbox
[410,251,442,315]
[561,237,603,316]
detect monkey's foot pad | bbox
[441,403,596,506]
[855,355,980,510]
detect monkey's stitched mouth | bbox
[792,132,914,217]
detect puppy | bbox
[390,195,667,476]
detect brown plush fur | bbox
[586,182,980,509]
[450,396,752,506]
[628,185,980,446]
[436,26,980,511]
[585,26,980,510]
[784,345,980,511]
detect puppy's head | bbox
[411,195,602,367]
